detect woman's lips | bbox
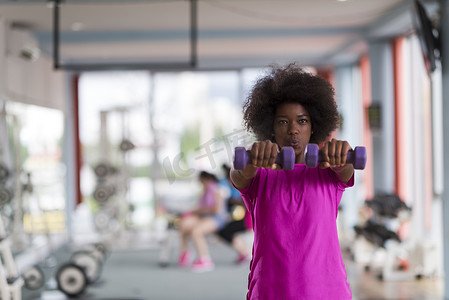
[289,140,299,147]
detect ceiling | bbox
[0,0,437,71]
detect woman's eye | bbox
[298,119,308,124]
[278,120,288,125]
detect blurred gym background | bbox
[0,0,448,299]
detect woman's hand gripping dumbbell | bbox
[304,143,367,170]
[233,144,366,170]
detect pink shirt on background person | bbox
[197,181,228,228]
[199,181,220,209]
[239,164,354,300]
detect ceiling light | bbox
[71,22,84,31]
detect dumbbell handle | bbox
[305,144,366,169]
[233,147,295,170]
[346,151,360,166]
[317,151,357,164]
[240,151,285,166]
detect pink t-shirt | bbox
[199,182,220,209]
[239,164,354,300]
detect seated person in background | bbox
[217,164,252,264]
[178,171,227,272]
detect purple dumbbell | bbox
[233,147,295,170]
[304,143,367,170]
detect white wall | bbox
[335,65,366,232]
[0,16,66,111]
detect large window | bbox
[1,102,65,244]
[79,69,261,229]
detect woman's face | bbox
[199,177,208,187]
[273,102,312,164]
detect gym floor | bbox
[22,230,444,300]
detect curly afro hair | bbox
[242,63,340,145]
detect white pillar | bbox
[335,65,365,230]
[440,0,449,295]
[0,17,6,98]
[368,42,395,194]
[63,73,76,243]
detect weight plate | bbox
[93,185,111,204]
[94,211,111,232]
[119,139,135,152]
[56,263,88,297]
[0,187,12,207]
[94,163,110,178]
[23,265,45,290]
[92,242,109,261]
[71,251,103,283]
[0,164,10,183]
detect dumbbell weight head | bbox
[352,146,367,170]
[304,144,320,168]
[56,263,88,297]
[22,265,45,290]
[277,147,295,170]
[71,250,103,284]
[233,147,249,170]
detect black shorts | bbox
[216,219,247,243]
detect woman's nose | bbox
[288,122,299,134]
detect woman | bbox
[178,171,227,272]
[230,63,356,299]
